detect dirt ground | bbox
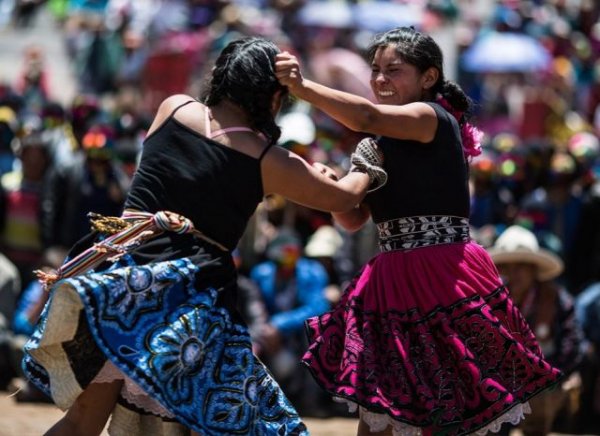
[0,393,359,436]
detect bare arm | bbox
[275,52,437,142]
[332,202,371,233]
[261,146,370,213]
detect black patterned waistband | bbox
[377,215,470,252]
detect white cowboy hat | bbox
[488,225,564,281]
[305,225,343,258]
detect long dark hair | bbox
[201,37,287,146]
[367,27,482,159]
[366,27,472,122]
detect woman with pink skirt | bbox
[276,27,562,435]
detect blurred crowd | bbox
[1,0,600,434]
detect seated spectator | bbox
[250,228,331,415]
[488,225,584,435]
[304,225,344,304]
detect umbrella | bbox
[462,32,552,73]
[296,2,353,29]
[352,2,422,33]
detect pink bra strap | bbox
[204,106,254,139]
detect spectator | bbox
[41,123,129,250]
[489,225,584,435]
[250,228,330,414]
[0,130,53,285]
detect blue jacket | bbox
[250,258,330,336]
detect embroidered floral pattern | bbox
[98,261,188,330]
[303,286,562,435]
[23,257,308,436]
[147,303,227,406]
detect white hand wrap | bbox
[350,137,388,192]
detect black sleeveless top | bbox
[366,102,470,223]
[124,104,269,251]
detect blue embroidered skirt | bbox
[23,243,308,435]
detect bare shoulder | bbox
[147,94,202,136]
[157,94,200,118]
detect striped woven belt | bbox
[377,215,470,252]
[35,210,228,290]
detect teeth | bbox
[378,91,395,96]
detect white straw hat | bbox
[488,225,564,281]
[305,226,343,258]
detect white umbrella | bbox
[462,32,552,73]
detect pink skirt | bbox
[302,241,562,435]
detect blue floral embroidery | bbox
[22,257,309,436]
[147,302,228,406]
[99,262,189,330]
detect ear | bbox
[271,89,284,115]
[421,67,440,91]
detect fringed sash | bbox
[36,210,228,290]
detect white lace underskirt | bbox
[335,397,532,436]
[92,360,175,419]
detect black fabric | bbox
[366,102,470,222]
[124,116,265,250]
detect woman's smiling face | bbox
[370,45,427,106]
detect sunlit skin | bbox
[370,45,436,105]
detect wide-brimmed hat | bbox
[305,225,343,258]
[488,225,564,281]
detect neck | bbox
[213,99,249,122]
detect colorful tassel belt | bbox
[377,215,470,252]
[36,210,228,290]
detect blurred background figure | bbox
[489,225,584,435]
[9,247,67,403]
[250,228,331,416]
[304,224,345,305]
[0,129,52,285]
[15,45,50,114]
[41,122,129,251]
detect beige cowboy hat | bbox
[305,225,343,258]
[488,225,564,281]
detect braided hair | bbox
[200,37,288,146]
[367,27,481,159]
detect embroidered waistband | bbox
[377,215,470,252]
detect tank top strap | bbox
[169,100,197,118]
[258,143,273,161]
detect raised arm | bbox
[275,52,437,142]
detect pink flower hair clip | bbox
[436,96,483,160]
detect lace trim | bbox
[335,397,531,435]
[93,360,174,418]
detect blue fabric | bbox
[575,282,600,345]
[250,258,330,336]
[12,280,44,336]
[23,257,308,435]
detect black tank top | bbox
[124,102,270,250]
[366,102,470,222]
